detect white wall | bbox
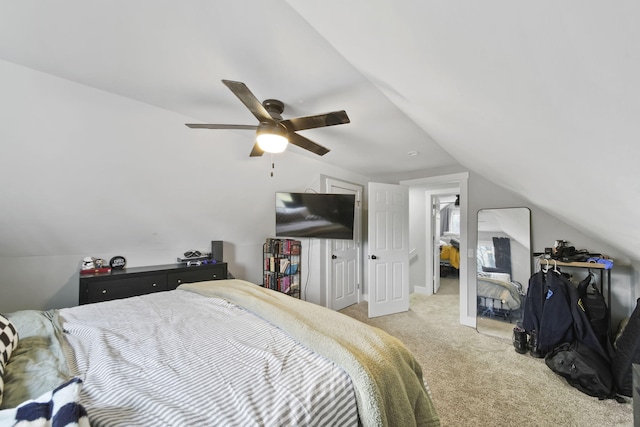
[408,187,427,293]
[0,59,370,312]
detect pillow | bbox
[0,313,19,405]
[0,378,89,427]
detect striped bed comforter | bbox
[58,289,358,427]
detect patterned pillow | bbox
[0,378,89,427]
[1,313,19,405]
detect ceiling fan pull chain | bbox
[270,153,275,177]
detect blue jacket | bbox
[523,270,609,361]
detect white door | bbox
[325,178,362,310]
[432,195,441,294]
[331,238,359,310]
[368,182,410,318]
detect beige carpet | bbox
[339,277,633,427]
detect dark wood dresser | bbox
[79,262,228,305]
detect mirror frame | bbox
[476,207,532,338]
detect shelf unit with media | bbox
[263,238,301,298]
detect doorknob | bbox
[332,254,337,259]
[369,255,377,260]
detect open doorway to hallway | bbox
[433,193,460,295]
[407,185,461,296]
[403,172,473,327]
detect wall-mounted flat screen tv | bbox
[275,192,356,240]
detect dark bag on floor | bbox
[612,298,640,397]
[545,341,615,399]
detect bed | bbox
[0,279,440,427]
[439,234,461,278]
[476,272,524,322]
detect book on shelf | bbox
[281,239,301,255]
[290,242,300,255]
[279,259,290,273]
[285,263,299,275]
[265,238,301,255]
[264,272,275,290]
[280,276,291,294]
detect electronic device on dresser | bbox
[78,262,228,305]
[211,240,224,263]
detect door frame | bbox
[401,172,473,327]
[321,175,363,309]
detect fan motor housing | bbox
[262,99,285,119]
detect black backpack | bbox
[545,341,616,399]
[612,298,640,397]
[577,273,614,358]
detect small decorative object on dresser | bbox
[78,262,228,304]
[80,256,112,276]
[263,238,301,298]
[81,257,96,270]
[176,250,213,265]
[109,256,126,269]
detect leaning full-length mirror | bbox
[476,207,531,339]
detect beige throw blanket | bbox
[180,279,440,427]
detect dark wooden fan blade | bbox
[249,143,264,157]
[186,123,258,130]
[222,80,274,123]
[280,110,350,132]
[288,132,330,156]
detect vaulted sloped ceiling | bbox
[287,1,640,263]
[1,1,639,261]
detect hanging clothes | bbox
[522,268,610,361]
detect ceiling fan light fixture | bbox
[186,81,348,157]
[256,125,289,153]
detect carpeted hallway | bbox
[339,277,633,426]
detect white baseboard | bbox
[413,285,429,295]
[460,315,476,328]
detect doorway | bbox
[433,193,460,296]
[402,172,473,327]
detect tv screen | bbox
[275,192,356,240]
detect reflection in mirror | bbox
[476,208,531,340]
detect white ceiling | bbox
[1,1,639,262]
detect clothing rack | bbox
[535,256,612,320]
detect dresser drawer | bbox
[87,274,168,303]
[168,264,227,289]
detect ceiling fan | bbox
[186,80,350,157]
